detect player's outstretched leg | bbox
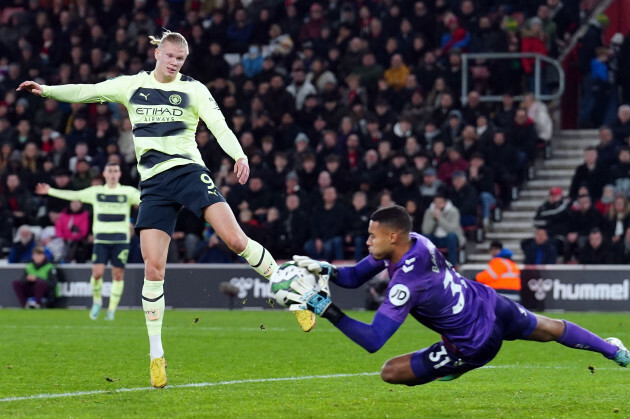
[204,203,316,332]
[237,238,315,331]
[89,276,102,320]
[530,315,626,366]
[143,278,167,388]
[605,338,630,367]
[237,238,277,279]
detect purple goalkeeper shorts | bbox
[409,295,538,384]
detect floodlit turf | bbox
[0,309,628,417]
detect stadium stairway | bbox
[466,129,599,264]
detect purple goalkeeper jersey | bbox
[376,233,499,356]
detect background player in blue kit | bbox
[288,205,629,385]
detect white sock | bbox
[149,335,164,359]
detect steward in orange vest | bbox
[476,242,521,301]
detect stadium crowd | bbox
[0,0,622,266]
[528,121,630,265]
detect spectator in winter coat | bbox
[611,104,630,144]
[12,245,58,308]
[300,3,327,43]
[8,225,37,264]
[595,126,622,168]
[609,227,630,263]
[520,18,549,93]
[565,194,603,262]
[467,153,495,227]
[522,228,558,264]
[569,146,608,201]
[578,228,609,264]
[392,168,421,206]
[449,171,479,227]
[345,191,372,261]
[609,147,630,197]
[2,173,33,228]
[55,200,90,263]
[602,193,630,243]
[304,186,347,261]
[421,194,466,267]
[438,147,469,187]
[384,54,410,92]
[523,93,553,144]
[534,187,571,253]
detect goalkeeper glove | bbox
[292,255,337,295]
[286,277,344,324]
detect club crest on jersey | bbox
[389,284,410,306]
[169,94,182,105]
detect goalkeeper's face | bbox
[154,41,188,83]
[366,220,394,260]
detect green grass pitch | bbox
[0,309,628,417]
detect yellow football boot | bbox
[294,310,316,332]
[150,357,167,388]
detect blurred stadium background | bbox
[0,1,628,304]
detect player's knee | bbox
[535,315,564,341]
[224,234,248,254]
[380,360,403,384]
[144,259,166,281]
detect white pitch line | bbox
[0,372,379,403]
[2,364,625,403]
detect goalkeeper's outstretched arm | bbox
[333,312,402,353]
[335,255,386,288]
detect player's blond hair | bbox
[149,30,189,54]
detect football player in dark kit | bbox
[288,205,629,384]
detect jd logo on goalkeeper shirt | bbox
[389,284,410,306]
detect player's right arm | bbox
[293,255,386,288]
[17,76,131,104]
[37,183,94,204]
[195,82,249,184]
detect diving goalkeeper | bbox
[287,205,629,385]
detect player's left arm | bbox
[293,254,386,289]
[195,83,249,184]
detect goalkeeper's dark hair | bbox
[370,205,412,234]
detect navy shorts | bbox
[92,243,130,268]
[135,164,226,236]
[410,295,538,383]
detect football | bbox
[269,261,319,307]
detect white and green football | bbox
[269,261,319,307]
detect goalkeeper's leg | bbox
[140,229,170,388]
[204,203,316,332]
